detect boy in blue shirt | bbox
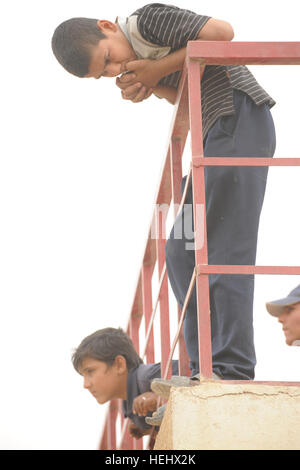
[73,327,178,436]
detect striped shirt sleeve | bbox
[130,4,275,139]
[132,3,211,50]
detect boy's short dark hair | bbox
[72,327,143,372]
[51,18,106,77]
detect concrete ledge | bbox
[154,381,300,450]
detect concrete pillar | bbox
[154,381,300,450]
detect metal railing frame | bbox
[99,41,300,450]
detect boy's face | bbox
[79,356,128,404]
[278,302,300,345]
[85,20,137,79]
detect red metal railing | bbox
[99,42,300,450]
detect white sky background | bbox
[1,0,300,450]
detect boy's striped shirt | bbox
[132,3,275,138]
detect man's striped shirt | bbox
[131,3,275,138]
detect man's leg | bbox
[165,90,276,379]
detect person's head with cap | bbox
[266,284,300,346]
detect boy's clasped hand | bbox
[116,59,161,102]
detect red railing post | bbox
[187,58,213,379]
[170,138,190,376]
[118,418,134,450]
[107,400,118,449]
[141,264,155,364]
[129,312,141,364]
[155,205,172,378]
[99,422,108,450]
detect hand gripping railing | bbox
[99,42,300,450]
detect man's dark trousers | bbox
[165,90,276,379]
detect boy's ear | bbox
[97,20,117,34]
[114,355,127,374]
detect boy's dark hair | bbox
[72,327,143,372]
[51,18,106,77]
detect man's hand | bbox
[116,71,153,103]
[132,392,158,416]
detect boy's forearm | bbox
[153,63,206,104]
[153,46,206,89]
[155,47,187,80]
[153,17,234,82]
[153,85,177,104]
